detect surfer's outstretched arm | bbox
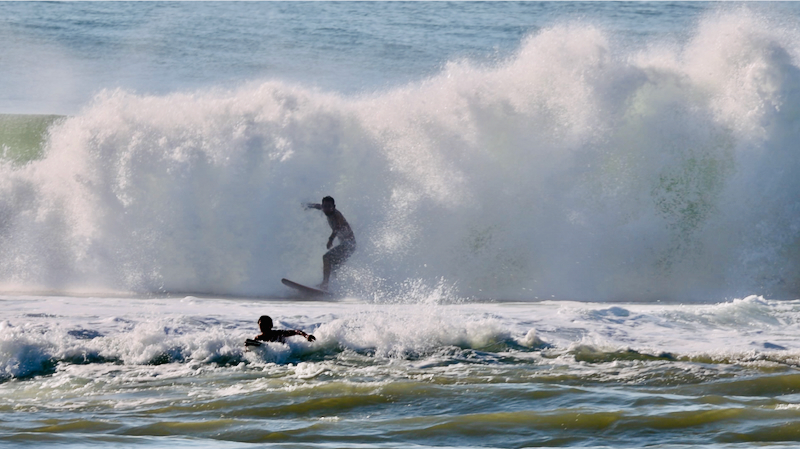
[251,329,316,344]
[294,330,316,342]
[278,329,316,342]
[304,203,322,210]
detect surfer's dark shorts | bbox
[324,241,356,268]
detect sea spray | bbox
[0,10,798,300]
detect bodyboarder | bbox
[244,315,316,347]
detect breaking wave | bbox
[1,10,799,300]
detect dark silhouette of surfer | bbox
[245,315,316,347]
[304,196,356,290]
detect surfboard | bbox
[281,278,330,298]
[244,338,262,347]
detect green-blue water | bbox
[3,296,800,448]
[0,114,60,165]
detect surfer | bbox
[245,315,316,346]
[304,196,356,291]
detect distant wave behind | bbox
[1,9,799,301]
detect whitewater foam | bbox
[0,9,798,300]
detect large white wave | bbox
[1,10,799,300]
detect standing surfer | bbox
[304,196,356,291]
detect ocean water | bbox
[2,2,800,447]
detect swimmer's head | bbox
[258,315,273,332]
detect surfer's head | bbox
[258,315,273,332]
[322,196,335,216]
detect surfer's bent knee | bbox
[324,242,356,266]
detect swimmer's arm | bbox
[304,203,322,210]
[299,330,316,342]
[282,329,316,342]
